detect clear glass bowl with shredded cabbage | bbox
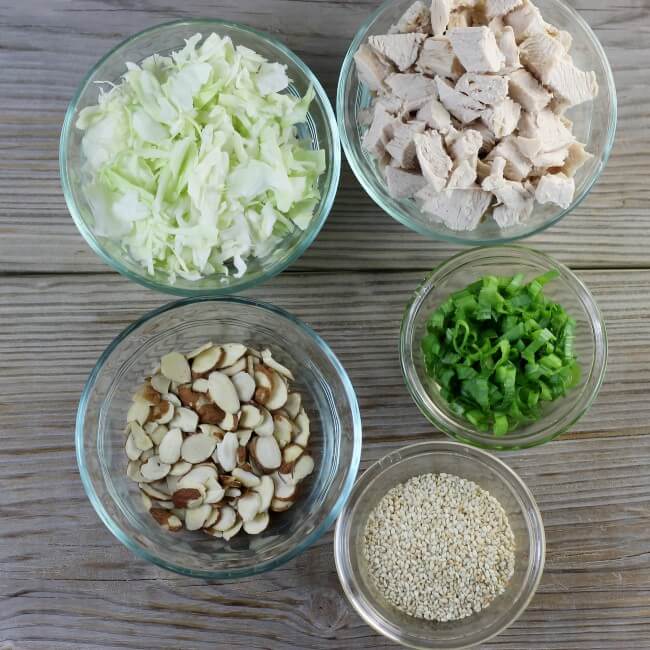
[60,20,340,295]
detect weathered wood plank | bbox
[0,0,648,273]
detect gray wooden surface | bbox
[1,0,649,648]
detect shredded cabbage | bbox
[76,33,326,282]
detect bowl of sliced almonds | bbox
[76,297,362,578]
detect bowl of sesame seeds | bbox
[334,441,545,649]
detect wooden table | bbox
[1,0,649,647]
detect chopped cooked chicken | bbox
[393,1,433,34]
[448,7,474,29]
[482,155,534,226]
[485,0,523,20]
[518,32,566,81]
[385,166,427,198]
[544,57,599,107]
[472,121,497,154]
[496,26,521,71]
[430,0,452,36]
[448,26,505,73]
[555,29,572,51]
[481,97,521,138]
[417,187,493,230]
[435,76,484,123]
[386,73,438,111]
[535,172,575,208]
[416,97,453,130]
[456,72,509,105]
[508,68,551,113]
[562,141,593,177]
[447,159,478,188]
[386,120,426,168]
[416,37,462,79]
[518,109,574,152]
[476,158,492,181]
[362,105,398,156]
[504,0,546,43]
[414,130,453,190]
[354,45,393,93]
[369,33,426,72]
[448,128,483,161]
[487,135,532,180]
[376,95,405,115]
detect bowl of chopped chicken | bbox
[337,0,616,242]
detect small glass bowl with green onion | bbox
[400,246,607,451]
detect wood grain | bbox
[0,0,648,273]
[0,270,650,648]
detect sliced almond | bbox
[139,482,170,501]
[177,384,201,409]
[219,411,239,432]
[205,528,223,538]
[208,372,240,414]
[237,491,261,522]
[199,423,224,440]
[181,432,216,464]
[170,406,199,433]
[192,345,223,375]
[261,349,295,380]
[271,472,297,500]
[254,408,274,437]
[254,475,274,513]
[216,431,239,472]
[293,408,311,447]
[193,378,210,393]
[217,343,247,369]
[284,392,301,420]
[203,506,221,529]
[231,371,256,402]
[232,467,261,488]
[237,446,247,466]
[163,392,181,407]
[270,498,293,512]
[172,487,205,509]
[292,454,315,483]
[149,424,169,446]
[273,414,293,449]
[246,354,256,377]
[221,356,247,377]
[125,434,142,462]
[264,371,288,411]
[161,352,191,384]
[151,373,171,394]
[140,448,154,462]
[158,427,183,465]
[179,464,218,489]
[225,487,242,498]
[185,504,212,531]
[187,342,214,359]
[197,403,225,425]
[136,383,161,406]
[140,456,171,482]
[140,492,152,510]
[127,398,150,425]
[236,429,252,447]
[169,460,192,477]
[219,474,241,489]
[222,519,243,540]
[243,511,270,535]
[239,404,263,429]
[151,399,174,424]
[150,508,183,532]
[166,474,181,494]
[282,443,304,468]
[127,460,145,482]
[204,476,225,504]
[254,366,273,390]
[213,504,237,531]
[250,436,281,472]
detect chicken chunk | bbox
[485,0,523,20]
[456,73,509,105]
[544,58,599,107]
[393,1,433,34]
[486,135,532,180]
[385,73,438,111]
[482,155,534,225]
[472,121,497,154]
[448,7,474,29]
[369,33,427,72]
[362,105,398,156]
[385,166,427,198]
[417,187,493,230]
[416,37,462,79]
[416,97,452,130]
[504,0,546,43]
[518,109,574,152]
[535,172,575,208]
[561,141,593,177]
[414,130,453,190]
[448,26,505,73]
[385,120,427,168]
[496,26,521,71]
[508,68,551,113]
[518,32,565,81]
[430,0,452,36]
[448,128,483,161]
[354,44,393,93]
[481,97,521,138]
[447,159,478,188]
[435,76,484,123]
[375,95,405,115]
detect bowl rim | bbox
[75,295,362,579]
[60,18,341,297]
[400,245,608,450]
[334,440,546,649]
[336,0,618,245]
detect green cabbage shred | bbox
[421,270,581,435]
[76,32,325,282]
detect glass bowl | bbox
[401,246,607,450]
[337,0,617,244]
[76,297,361,578]
[60,20,341,296]
[335,441,545,649]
